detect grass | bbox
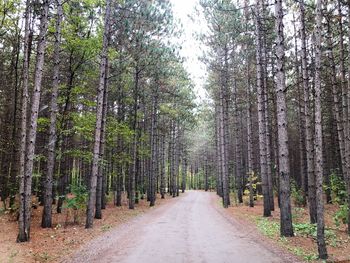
[256,217,279,238]
[255,216,341,261]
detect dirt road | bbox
[66,191,298,263]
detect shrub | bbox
[63,184,88,225]
[334,203,348,228]
[291,181,305,207]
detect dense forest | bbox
[194,0,350,259]
[1,0,350,261]
[0,0,196,240]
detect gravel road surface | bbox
[65,191,299,263]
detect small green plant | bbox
[325,171,350,230]
[291,181,305,207]
[293,222,338,246]
[289,247,318,261]
[293,223,317,238]
[64,184,88,210]
[326,171,347,204]
[63,184,88,224]
[303,253,318,261]
[256,218,279,238]
[334,203,348,228]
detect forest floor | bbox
[0,194,173,263]
[226,194,350,262]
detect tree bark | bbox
[17,0,32,242]
[42,0,63,228]
[274,0,293,237]
[255,0,270,216]
[299,0,317,224]
[86,0,111,228]
[314,0,328,258]
[18,0,49,242]
[95,60,109,219]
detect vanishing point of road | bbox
[66,191,299,263]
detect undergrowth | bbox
[256,217,339,260]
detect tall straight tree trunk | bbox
[42,0,63,228]
[244,1,254,208]
[233,67,243,203]
[175,125,180,197]
[345,0,350,235]
[343,0,350,235]
[274,0,293,237]
[182,157,187,193]
[85,0,111,228]
[293,16,307,204]
[247,63,254,208]
[219,72,229,208]
[270,52,281,208]
[17,0,32,242]
[299,0,317,223]
[223,47,230,206]
[205,151,209,192]
[255,0,270,216]
[215,104,223,197]
[261,1,274,211]
[171,121,176,198]
[314,0,328,258]
[8,18,21,208]
[168,134,173,195]
[95,61,109,219]
[160,133,166,199]
[18,0,49,242]
[264,77,274,211]
[128,62,141,209]
[150,89,158,206]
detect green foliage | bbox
[71,112,96,142]
[293,223,316,238]
[326,171,347,204]
[324,171,349,228]
[37,117,50,132]
[63,184,88,211]
[334,204,348,228]
[293,223,338,246]
[256,218,279,238]
[289,247,318,261]
[291,181,305,207]
[244,174,258,200]
[257,218,339,247]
